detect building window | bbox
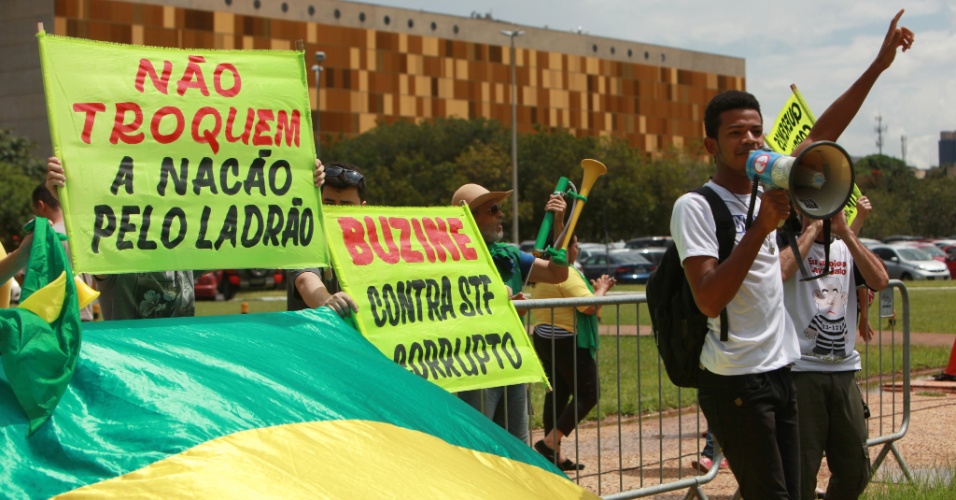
[430,21,437,31]
[334,9,340,19]
[592,44,597,53]
[627,49,632,57]
[644,51,649,60]
[225,0,232,6]
[281,2,288,13]
[407,19,414,28]
[359,12,365,22]
[610,47,616,55]
[453,25,459,34]
[384,15,390,25]
[308,5,314,16]
[253,0,260,9]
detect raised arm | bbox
[796,9,914,154]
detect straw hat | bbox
[451,183,512,209]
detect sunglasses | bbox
[472,204,502,216]
[325,165,365,187]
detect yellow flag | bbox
[767,85,860,225]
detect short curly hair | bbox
[704,90,761,139]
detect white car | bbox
[870,245,951,281]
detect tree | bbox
[0,129,45,249]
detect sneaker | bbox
[932,372,956,382]
[691,455,728,473]
[691,456,714,473]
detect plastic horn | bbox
[75,275,100,309]
[532,176,570,258]
[558,159,607,250]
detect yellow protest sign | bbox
[37,33,325,274]
[322,205,548,393]
[766,85,817,155]
[767,85,861,225]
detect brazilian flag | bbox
[1,308,596,498]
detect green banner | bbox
[323,205,548,393]
[37,33,326,274]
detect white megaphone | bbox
[746,141,854,220]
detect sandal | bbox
[535,440,585,471]
[559,458,585,471]
[534,440,557,462]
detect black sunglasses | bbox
[325,165,365,188]
[472,204,502,216]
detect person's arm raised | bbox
[795,9,914,154]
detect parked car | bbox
[624,236,672,249]
[905,242,949,262]
[194,271,219,300]
[881,235,924,244]
[870,246,950,281]
[946,253,956,279]
[217,269,285,300]
[858,237,882,248]
[632,247,667,267]
[577,250,655,284]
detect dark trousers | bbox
[793,371,871,500]
[533,334,599,437]
[699,366,801,499]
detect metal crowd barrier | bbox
[501,281,912,499]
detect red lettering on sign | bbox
[150,106,185,144]
[135,58,172,94]
[72,102,106,144]
[365,216,401,264]
[252,109,274,147]
[339,217,374,266]
[109,102,145,145]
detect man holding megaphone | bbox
[669,9,913,499]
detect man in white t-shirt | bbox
[779,210,887,500]
[671,11,912,497]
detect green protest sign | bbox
[323,205,549,393]
[37,33,326,273]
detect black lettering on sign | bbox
[392,331,523,381]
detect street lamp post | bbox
[311,51,326,157]
[500,30,524,245]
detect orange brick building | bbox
[1,0,745,158]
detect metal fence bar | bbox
[513,284,913,498]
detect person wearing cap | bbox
[451,182,569,443]
[287,162,365,316]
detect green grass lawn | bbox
[602,281,956,335]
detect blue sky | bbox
[353,0,954,169]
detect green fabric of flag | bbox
[0,217,81,434]
[0,309,593,498]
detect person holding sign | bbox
[779,208,888,500]
[451,183,569,443]
[47,156,327,320]
[287,162,364,316]
[531,233,615,471]
[671,10,912,498]
[31,184,95,321]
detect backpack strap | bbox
[692,186,735,342]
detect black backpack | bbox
[646,186,736,388]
